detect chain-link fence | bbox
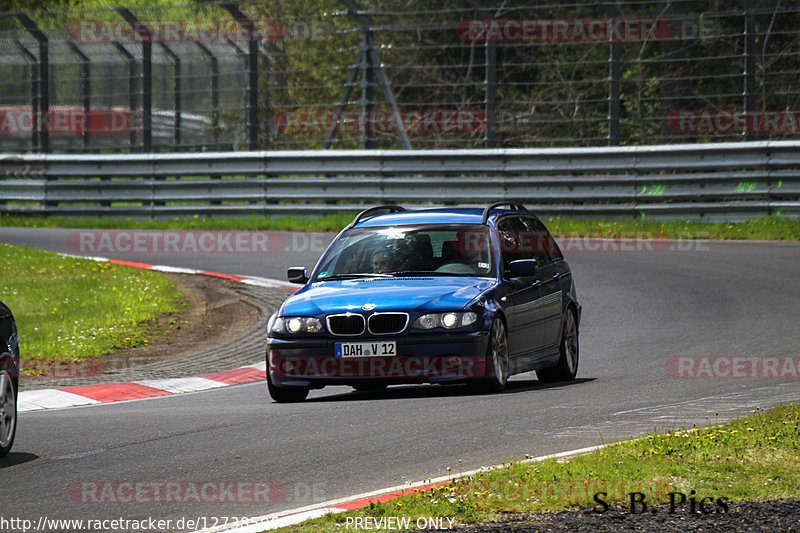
[1,0,799,152]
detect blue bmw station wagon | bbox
[266,202,581,402]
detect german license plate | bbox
[335,341,397,358]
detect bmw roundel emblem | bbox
[362,303,376,311]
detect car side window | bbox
[497,217,530,274]
[525,216,563,264]
[498,215,562,273]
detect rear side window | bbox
[526,216,563,264]
[497,216,561,271]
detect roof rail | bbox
[481,201,527,224]
[347,205,407,229]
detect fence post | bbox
[359,30,375,149]
[222,3,259,150]
[15,13,50,153]
[604,4,622,146]
[159,44,181,147]
[485,31,497,149]
[114,44,138,150]
[67,42,91,150]
[742,4,756,141]
[466,0,496,148]
[116,7,152,152]
[13,39,39,152]
[196,42,220,148]
[343,0,412,149]
[196,42,221,203]
[322,51,361,149]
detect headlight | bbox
[441,312,459,328]
[412,311,477,330]
[271,316,323,334]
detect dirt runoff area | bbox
[21,272,264,382]
[101,272,261,367]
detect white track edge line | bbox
[195,444,606,533]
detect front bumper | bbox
[267,331,490,387]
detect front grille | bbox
[368,313,409,335]
[327,314,365,336]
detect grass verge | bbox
[2,213,799,240]
[0,243,183,368]
[274,403,800,532]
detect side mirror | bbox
[287,266,308,284]
[508,258,538,278]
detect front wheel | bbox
[266,367,310,403]
[537,309,579,383]
[0,369,17,457]
[471,318,509,393]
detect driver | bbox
[371,250,392,273]
[454,229,488,267]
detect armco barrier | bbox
[1,141,799,221]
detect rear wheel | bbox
[471,318,509,393]
[267,367,310,403]
[0,369,17,457]
[537,309,579,382]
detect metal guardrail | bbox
[1,141,799,221]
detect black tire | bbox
[0,369,17,457]
[537,309,579,383]
[266,367,310,403]
[471,318,509,393]
[352,383,388,392]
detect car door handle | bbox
[552,273,561,280]
[531,280,542,287]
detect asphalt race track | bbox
[1,227,799,528]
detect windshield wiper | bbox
[388,270,449,277]
[317,273,394,281]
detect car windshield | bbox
[312,224,495,281]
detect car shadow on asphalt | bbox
[305,377,595,402]
[0,452,38,468]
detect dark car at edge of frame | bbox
[265,202,581,402]
[1,300,20,456]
